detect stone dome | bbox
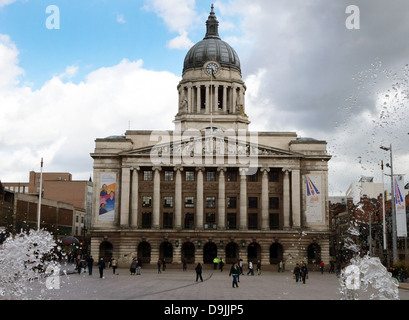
[182,5,241,74]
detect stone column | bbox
[223,85,227,112]
[187,85,192,113]
[130,167,139,228]
[174,166,183,230]
[283,169,291,229]
[197,85,201,113]
[291,169,301,228]
[152,166,161,229]
[205,85,210,114]
[214,84,219,111]
[120,167,131,228]
[239,168,247,230]
[196,167,204,230]
[232,85,237,112]
[217,167,226,230]
[261,167,270,230]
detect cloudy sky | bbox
[1,0,408,196]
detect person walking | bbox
[98,258,106,279]
[256,260,261,275]
[182,259,187,271]
[219,258,224,272]
[130,258,137,275]
[157,260,162,273]
[195,263,203,282]
[239,259,244,275]
[301,262,308,284]
[247,260,254,276]
[213,257,219,270]
[293,263,301,283]
[229,262,240,288]
[87,255,94,275]
[162,258,166,271]
[279,260,283,272]
[320,261,324,274]
[136,258,142,275]
[111,258,118,274]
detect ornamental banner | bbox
[305,175,322,223]
[394,175,407,237]
[99,173,116,221]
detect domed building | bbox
[90,5,332,270]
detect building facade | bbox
[90,6,332,269]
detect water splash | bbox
[0,229,60,300]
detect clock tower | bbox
[175,4,249,132]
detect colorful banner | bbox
[394,175,407,237]
[305,175,322,223]
[99,173,116,221]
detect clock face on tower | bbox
[205,62,219,76]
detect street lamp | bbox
[380,144,398,263]
[37,158,43,230]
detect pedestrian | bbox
[87,255,94,275]
[157,259,162,273]
[162,258,166,271]
[213,257,219,270]
[336,262,342,277]
[229,262,240,288]
[320,261,324,274]
[239,259,244,275]
[77,256,83,275]
[257,260,261,275]
[301,262,308,284]
[219,258,224,272]
[278,260,283,272]
[137,258,142,275]
[98,258,106,279]
[247,260,254,276]
[293,263,301,283]
[329,261,335,274]
[182,259,187,271]
[195,263,203,282]
[111,258,118,274]
[130,258,137,275]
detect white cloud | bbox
[0,34,24,89]
[0,38,181,182]
[116,13,126,24]
[167,31,194,50]
[0,0,17,8]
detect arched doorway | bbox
[99,241,113,262]
[247,242,261,263]
[160,241,173,263]
[269,242,283,264]
[203,242,217,264]
[138,241,151,264]
[225,242,239,264]
[307,243,321,264]
[182,242,195,264]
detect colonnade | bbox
[118,166,302,231]
[179,82,245,114]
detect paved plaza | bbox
[24,263,409,302]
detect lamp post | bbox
[381,160,388,265]
[380,145,398,263]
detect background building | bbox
[90,6,332,269]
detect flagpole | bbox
[37,158,43,230]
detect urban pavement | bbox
[23,262,409,302]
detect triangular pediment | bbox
[119,136,301,158]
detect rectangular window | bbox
[248,213,258,230]
[227,197,237,209]
[205,212,216,229]
[248,173,258,182]
[141,212,152,228]
[226,171,237,182]
[163,212,173,228]
[164,171,174,181]
[142,196,152,207]
[206,171,216,181]
[269,213,279,230]
[184,213,194,229]
[269,197,279,210]
[227,213,237,230]
[269,170,279,182]
[206,196,216,208]
[248,197,258,209]
[143,171,153,181]
[185,196,195,208]
[186,171,195,181]
[163,196,173,208]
